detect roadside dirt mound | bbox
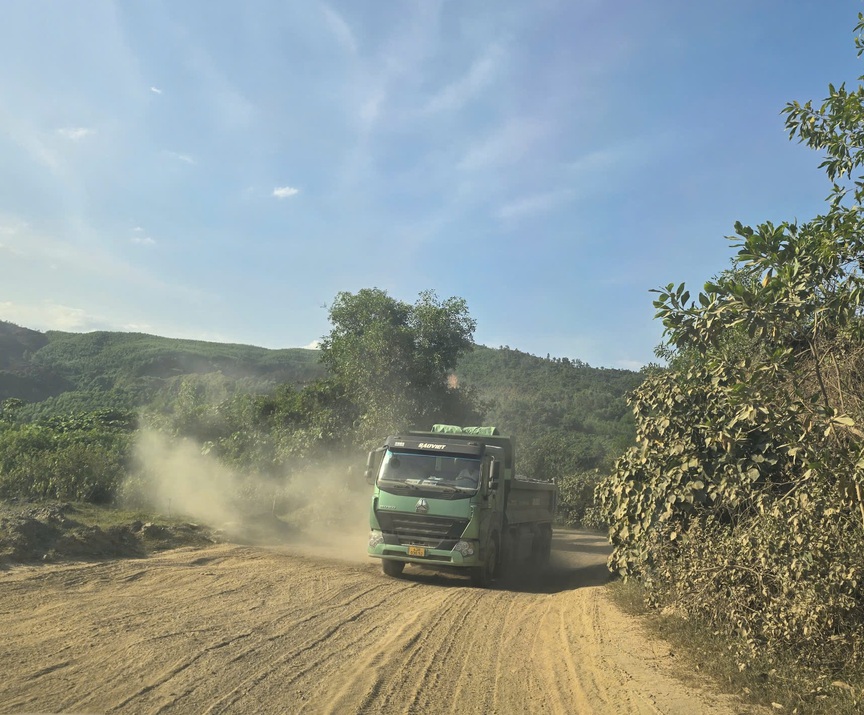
[0,502,216,567]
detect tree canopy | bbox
[319,288,479,443]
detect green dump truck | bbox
[365,425,557,587]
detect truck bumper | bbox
[367,539,481,568]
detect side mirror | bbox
[481,458,499,499]
[365,448,385,485]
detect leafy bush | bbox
[555,470,606,529]
[0,415,133,503]
[598,18,864,689]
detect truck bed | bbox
[505,477,557,525]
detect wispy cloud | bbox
[496,188,574,222]
[565,146,631,177]
[57,127,94,140]
[0,217,31,255]
[0,300,104,332]
[130,226,155,246]
[341,3,442,136]
[561,140,668,194]
[11,129,59,171]
[0,218,28,236]
[150,86,163,94]
[321,4,358,56]
[421,44,505,116]
[164,150,195,164]
[273,186,300,199]
[0,216,207,306]
[457,117,549,173]
[359,89,386,128]
[184,43,256,131]
[493,142,665,224]
[0,242,25,256]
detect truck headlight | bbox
[368,530,384,548]
[453,540,474,557]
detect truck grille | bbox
[375,511,469,549]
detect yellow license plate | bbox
[408,546,426,557]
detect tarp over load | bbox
[430,424,500,436]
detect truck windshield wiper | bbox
[378,479,471,493]
[429,485,457,493]
[379,479,419,489]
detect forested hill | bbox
[457,346,643,474]
[458,345,641,432]
[0,322,72,403]
[0,322,643,473]
[0,321,322,415]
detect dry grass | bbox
[609,579,864,715]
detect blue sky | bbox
[0,1,860,369]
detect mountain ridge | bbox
[0,321,642,473]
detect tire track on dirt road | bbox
[0,532,766,714]
[202,583,434,714]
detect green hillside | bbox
[0,322,72,403]
[34,329,322,388]
[0,322,642,443]
[456,345,643,474]
[0,320,642,515]
[0,321,323,416]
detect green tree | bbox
[0,397,24,423]
[319,288,479,443]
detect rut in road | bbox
[0,531,763,714]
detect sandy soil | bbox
[0,530,762,715]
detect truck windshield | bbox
[378,450,481,492]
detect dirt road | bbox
[0,531,756,714]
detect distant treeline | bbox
[0,294,641,527]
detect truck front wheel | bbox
[382,559,405,578]
[470,537,497,588]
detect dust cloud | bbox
[121,430,372,561]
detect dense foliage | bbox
[0,403,135,503]
[0,290,640,519]
[598,15,864,688]
[457,346,642,525]
[320,289,482,445]
[458,346,640,474]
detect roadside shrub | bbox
[643,481,864,674]
[556,470,605,528]
[0,421,131,503]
